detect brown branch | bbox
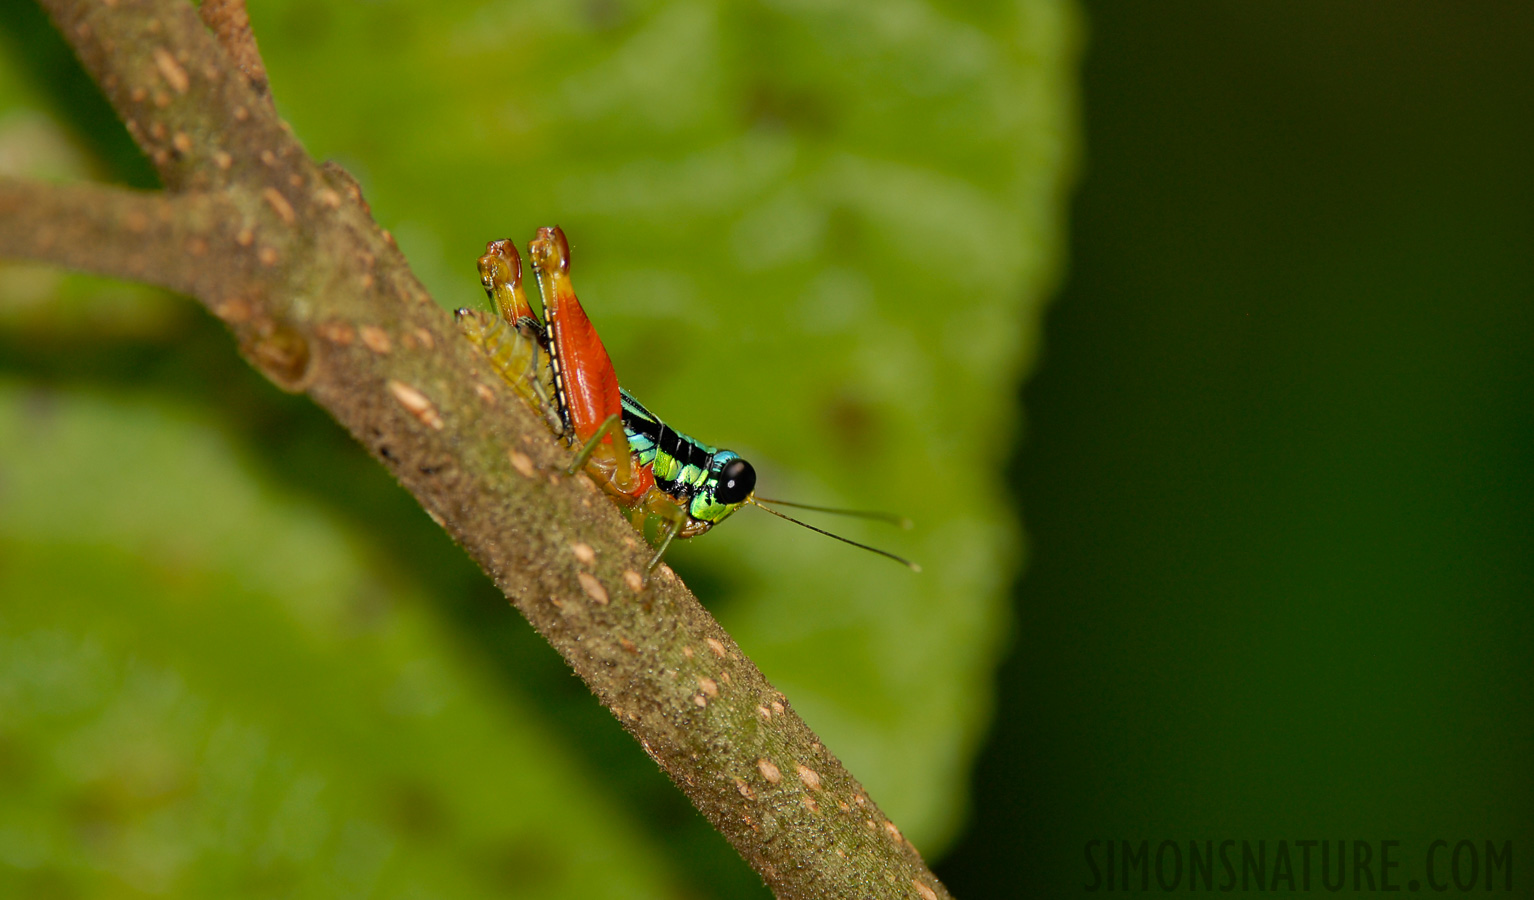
[6,1,953,898]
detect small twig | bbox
[0,178,233,297]
[198,0,269,101]
[5,1,954,897]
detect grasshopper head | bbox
[689,451,756,525]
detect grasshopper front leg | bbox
[627,494,690,577]
[646,504,687,575]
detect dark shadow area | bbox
[941,3,1534,896]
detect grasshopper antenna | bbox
[747,498,921,572]
[752,497,913,530]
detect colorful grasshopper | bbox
[457,226,916,574]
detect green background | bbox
[2,2,1531,898]
[940,3,1533,897]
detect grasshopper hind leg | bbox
[455,309,565,434]
[458,238,568,435]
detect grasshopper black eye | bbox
[716,458,756,505]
